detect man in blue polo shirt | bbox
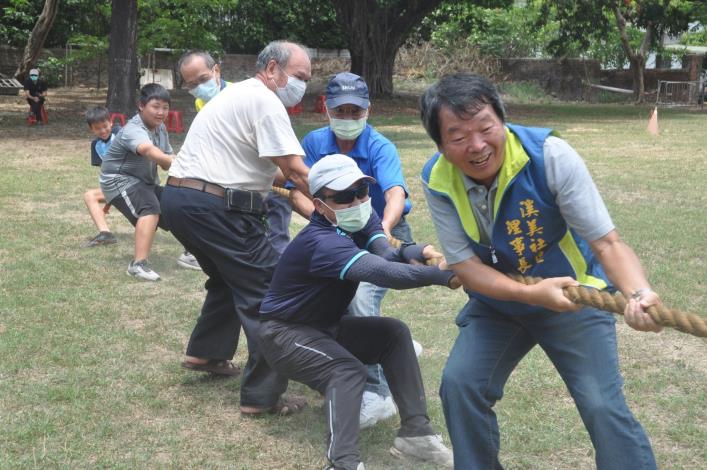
[260,154,455,470]
[293,72,417,428]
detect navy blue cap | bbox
[325,72,369,110]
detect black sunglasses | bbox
[322,184,369,204]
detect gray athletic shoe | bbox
[81,231,117,248]
[127,259,161,282]
[177,251,202,271]
[391,434,453,468]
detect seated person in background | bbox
[23,68,47,124]
[259,154,456,470]
[99,83,174,281]
[81,106,120,248]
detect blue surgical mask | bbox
[273,69,306,107]
[188,78,220,102]
[30,75,38,82]
[321,198,372,233]
[329,115,367,140]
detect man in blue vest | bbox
[420,73,661,470]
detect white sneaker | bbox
[177,251,202,271]
[412,339,423,357]
[391,434,453,468]
[359,391,397,429]
[127,259,161,282]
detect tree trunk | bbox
[629,56,646,102]
[331,0,443,97]
[107,0,139,115]
[14,0,60,80]
[613,3,652,103]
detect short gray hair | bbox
[255,40,303,72]
[177,50,217,73]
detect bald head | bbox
[178,51,221,91]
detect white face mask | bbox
[329,115,367,140]
[273,68,306,107]
[320,198,372,233]
[188,77,220,102]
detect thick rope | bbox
[509,274,707,338]
[271,186,706,338]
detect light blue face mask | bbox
[321,198,372,233]
[189,78,220,102]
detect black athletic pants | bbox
[26,96,45,121]
[259,316,435,470]
[161,185,287,408]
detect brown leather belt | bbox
[166,176,266,214]
[166,176,225,197]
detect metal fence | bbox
[656,80,705,108]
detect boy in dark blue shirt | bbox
[259,154,457,470]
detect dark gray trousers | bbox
[161,185,287,408]
[259,316,434,470]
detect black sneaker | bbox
[81,231,117,248]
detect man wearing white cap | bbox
[296,72,418,428]
[259,154,456,470]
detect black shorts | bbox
[110,184,166,228]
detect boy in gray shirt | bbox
[100,83,174,281]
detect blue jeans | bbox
[440,299,657,470]
[346,217,413,397]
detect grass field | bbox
[0,88,705,469]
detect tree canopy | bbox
[2,0,705,99]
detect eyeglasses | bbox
[329,106,367,120]
[322,184,369,204]
[183,67,216,89]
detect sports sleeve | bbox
[544,137,615,242]
[423,184,478,265]
[344,253,453,289]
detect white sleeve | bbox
[254,109,305,158]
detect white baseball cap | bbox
[308,154,375,196]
